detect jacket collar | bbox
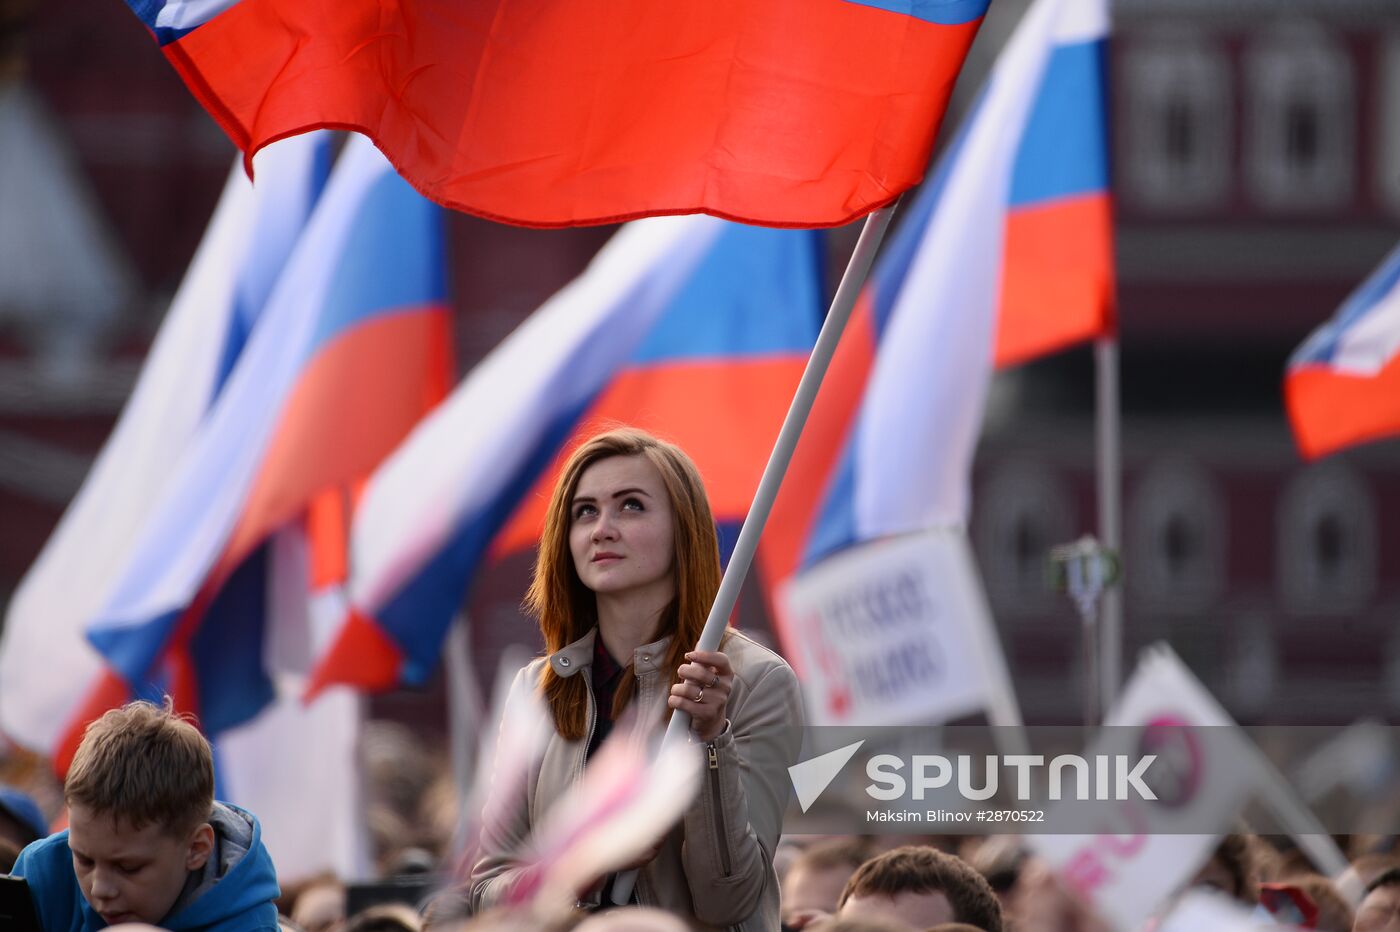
[548,626,674,679]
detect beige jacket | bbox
[469,627,803,931]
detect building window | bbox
[1128,460,1227,612]
[974,460,1076,618]
[1244,23,1354,212]
[1276,463,1375,615]
[1379,32,1400,215]
[1120,28,1231,212]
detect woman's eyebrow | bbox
[572,487,651,504]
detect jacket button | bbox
[559,656,571,667]
[641,654,650,663]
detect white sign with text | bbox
[777,529,998,727]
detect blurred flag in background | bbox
[1286,241,1400,459]
[0,132,452,880]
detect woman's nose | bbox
[591,511,617,540]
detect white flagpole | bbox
[445,618,482,805]
[611,201,899,903]
[1095,336,1123,714]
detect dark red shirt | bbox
[587,634,625,760]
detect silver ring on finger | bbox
[708,673,719,688]
[694,687,705,704]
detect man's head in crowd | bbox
[63,700,216,926]
[781,837,872,929]
[345,903,424,932]
[0,785,49,849]
[291,878,347,932]
[1354,868,1400,932]
[1343,855,1400,899]
[574,906,692,932]
[836,845,1003,931]
[1194,834,1258,905]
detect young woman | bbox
[470,428,803,930]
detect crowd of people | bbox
[1,428,1397,931]
[2,710,1399,932]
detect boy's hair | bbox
[64,700,214,835]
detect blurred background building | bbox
[1,0,1398,735]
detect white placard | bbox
[777,529,1000,727]
[1027,646,1258,931]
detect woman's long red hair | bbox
[525,428,723,740]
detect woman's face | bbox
[568,454,676,603]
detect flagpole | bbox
[445,618,481,811]
[1095,337,1122,716]
[610,201,899,903]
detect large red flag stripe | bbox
[156,0,987,228]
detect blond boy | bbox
[13,700,280,930]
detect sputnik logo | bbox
[788,740,865,812]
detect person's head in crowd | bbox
[1284,874,1354,932]
[782,837,873,930]
[345,902,424,932]
[0,836,22,873]
[837,845,1003,931]
[1354,868,1400,932]
[0,785,49,849]
[419,888,471,931]
[292,877,347,932]
[1343,856,1400,899]
[573,906,692,932]
[362,721,439,870]
[10,699,280,930]
[1000,854,1113,932]
[384,846,437,877]
[962,837,1025,912]
[1247,835,1287,883]
[1193,833,1258,905]
[427,905,566,932]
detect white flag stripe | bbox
[1333,278,1400,374]
[853,0,1066,537]
[88,137,389,637]
[0,135,324,751]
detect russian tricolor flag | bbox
[1286,242,1400,459]
[762,0,1112,589]
[121,0,989,228]
[0,133,331,766]
[80,134,451,743]
[308,219,822,695]
[998,6,1115,366]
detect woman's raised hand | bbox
[668,649,733,742]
